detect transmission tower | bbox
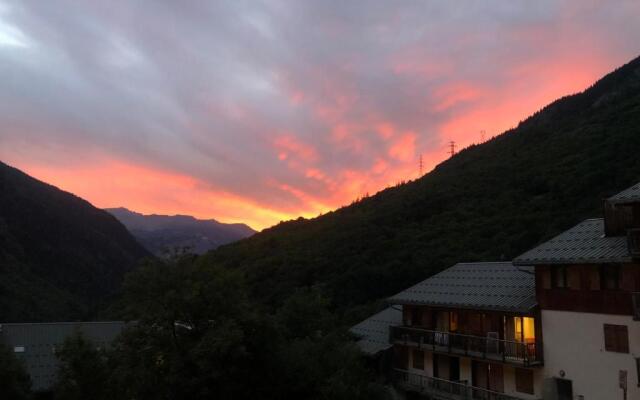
[448,141,456,157]
[419,154,423,176]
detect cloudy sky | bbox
[1,1,639,229]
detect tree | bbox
[53,330,110,400]
[109,253,280,400]
[0,343,31,400]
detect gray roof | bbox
[607,182,640,205]
[387,262,536,313]
[514,218,632,265]
[0,321,126,392]
[349,307,402,355]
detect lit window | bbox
[14,346,25,353]
[450,312,459,332]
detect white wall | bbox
[541,310,640,400]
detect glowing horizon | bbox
[1,1,639,230]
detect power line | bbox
[448,141,456,157]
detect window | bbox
[411,307,422,326]
[412,350,424,370]
[13,346,25,353]
[515,368,534,394]
[600,265,620,290]
[552,266,568,288]
[450,312,459,332]
[604,324,629,353]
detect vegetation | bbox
[53,331,110,400]
[0,342,31,400]
[0,162,150,322]
[5,54,640,399]
[52,254,386,400]
[204,55,640,324]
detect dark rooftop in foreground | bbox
[514,218,631,266]
[387,262,536,314]
[349,307,402,355]
[607,182,640,205]
[0,321,126,392]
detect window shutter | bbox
[604,324,629,353]
[604,324,616,352]
[515,368,534,394]
[617,325,629,354]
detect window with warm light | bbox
[450,311,458,332]
[514,317,536,342]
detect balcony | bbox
[629,228,640,258]
[390,326,542,367]
[394,369,536,400]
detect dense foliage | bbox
[0,162,150,322]
[53,254,387,400]
[0,342,31,400]
[205,55,640,323]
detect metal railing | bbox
[394,369,533,400]
[390,326,541,366]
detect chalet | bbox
[513,182,640,400]
[0,321,125,392]
[351,181,640,400]
[354,262,543,400]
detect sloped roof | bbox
[387,262,536,313]
[0,321,126,392]
[514,218,631,265]
[349,307,402,355]
[607,182,640,205]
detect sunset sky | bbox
[1,1,640,230]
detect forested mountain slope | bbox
[0,162,150,322]
[206,55,640,317]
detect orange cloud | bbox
[273,134,319,162]
[16,159,295,230]
[388,132,417,162]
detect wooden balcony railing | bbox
[390,326,542,366]
[394,369,537,400]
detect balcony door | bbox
[472,361,504,393]
[433,355,460,382]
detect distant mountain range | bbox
[106,208,255,255]
[0,161,150,322]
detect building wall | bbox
[541,309,639,400]
[406,349,542,399]
[0,321,126,392]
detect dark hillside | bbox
[0,162,150,321]
[206,55,640,317]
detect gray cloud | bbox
[0,0,639,225]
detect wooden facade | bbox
[535,263,640,315]
[604,202,640,236]
[401,306,540,342]
[394,306,544,366]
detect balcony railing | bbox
[390,326,541,366]
[394,369,535,400]
[628,229,640,258]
